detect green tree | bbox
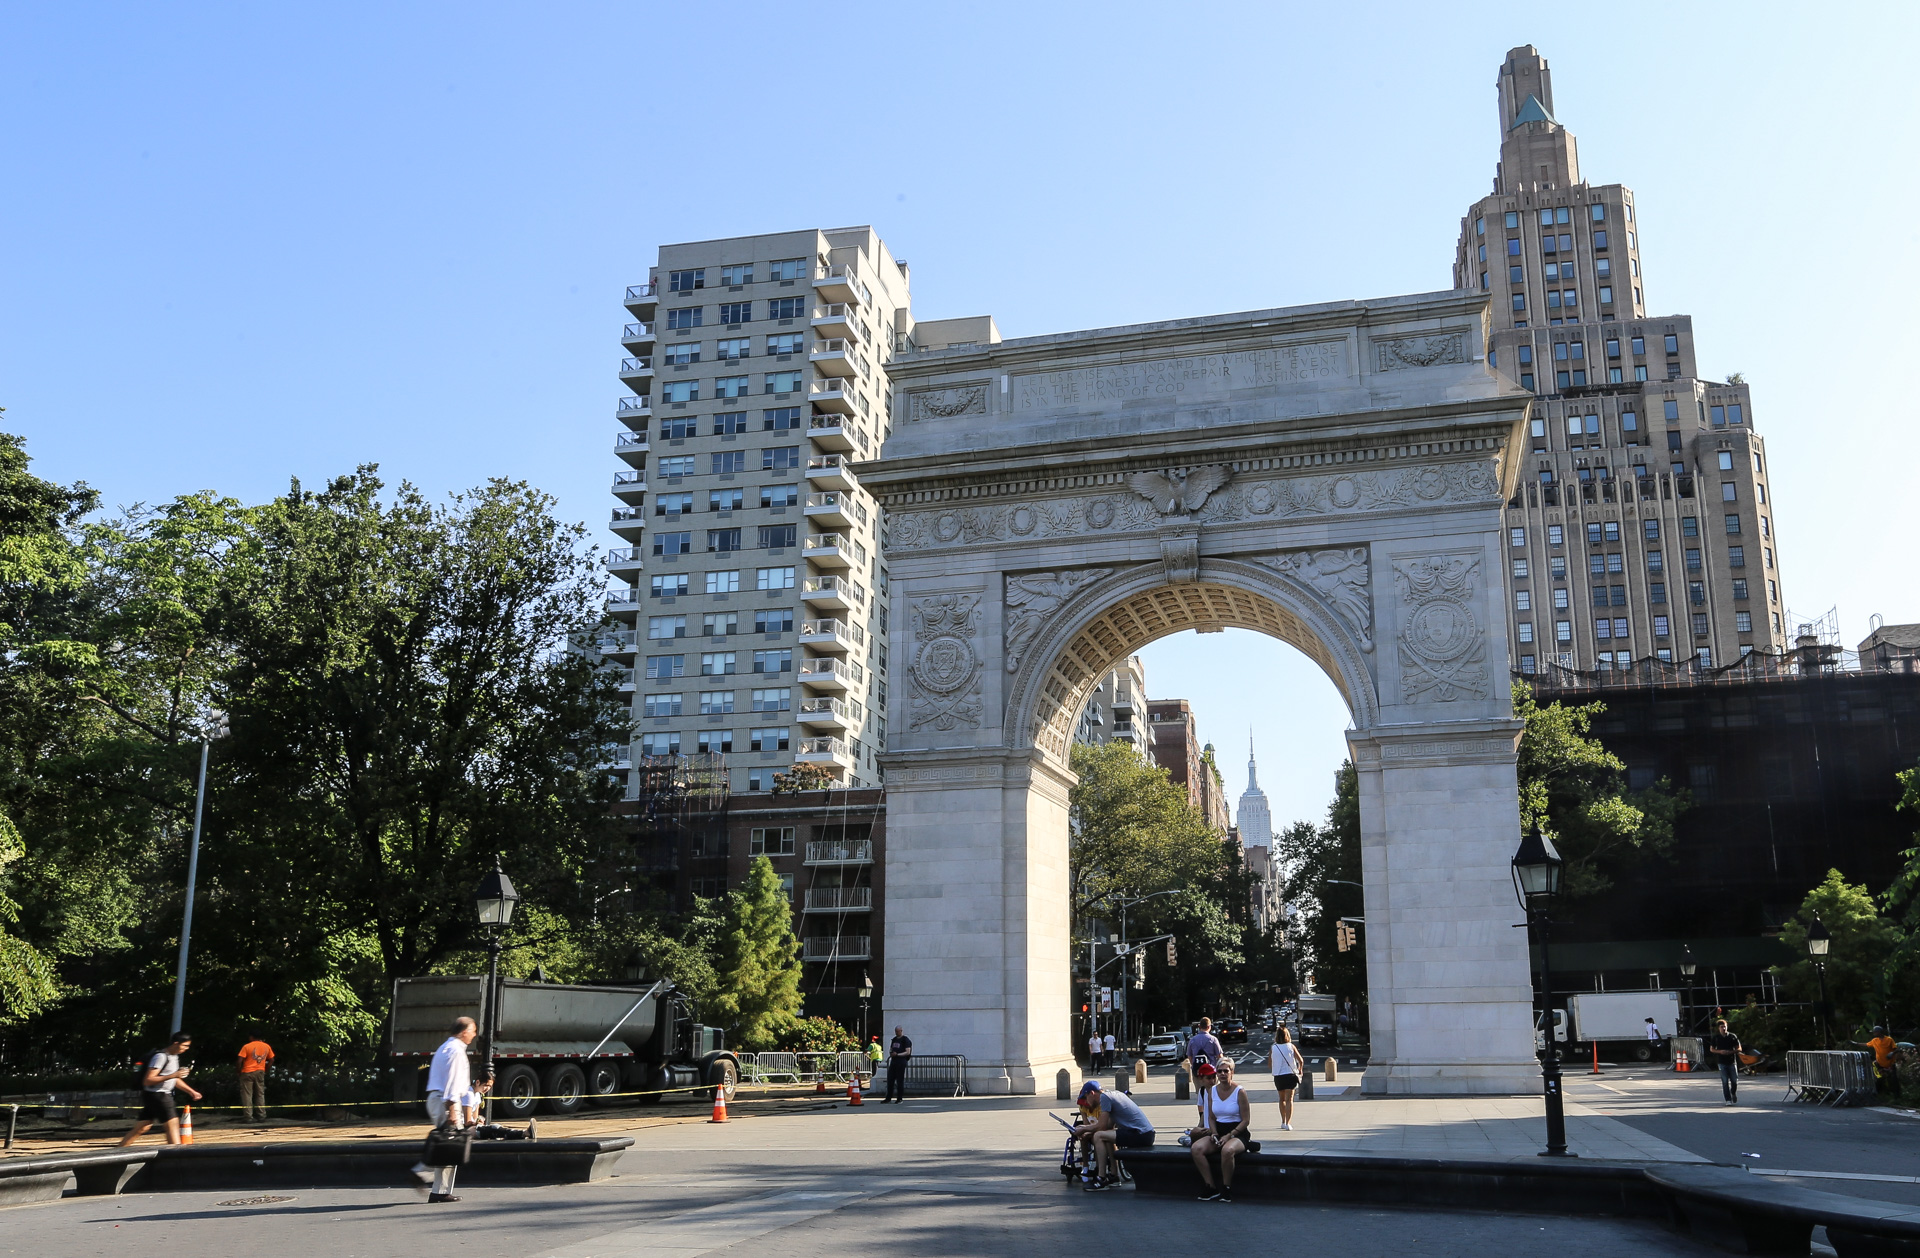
[708,856,803,1049]
[1513,680,1684,897]
[1733,871,1903,1055]
[1278,762,1365,1005]
[1872,761,1920,1027]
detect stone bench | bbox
[0,1149,158,1208]
[125,1136,632,1192]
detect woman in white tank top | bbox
[1189,1058,1251,1201]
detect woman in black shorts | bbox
[1270,1025,1303,1131]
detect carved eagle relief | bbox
[1126,465,1233,515]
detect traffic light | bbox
[1132,949,1146,990]
[1167,938,1178,967]
[1336,921,1353,952]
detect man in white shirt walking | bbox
[411,1017,482,1202]
[1103,1032,1117,1072]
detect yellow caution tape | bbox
[12,1083,856,1112]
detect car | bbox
[1143,1033,1183,1064]
[1218,1020,1249,1044]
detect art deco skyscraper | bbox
[1455,47,1787,676]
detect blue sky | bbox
[5,2,1915,828]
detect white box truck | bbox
[1565,991,1680,1061]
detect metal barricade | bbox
[748,1052,802,1083]
[898,1054,968,1097]
[1786,1050,1875,1106]
[836,1051,869,1080]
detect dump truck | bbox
[390,974,740,1118]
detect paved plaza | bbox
[7,1063,1918,1256]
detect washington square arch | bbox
[862,288,1543,1097]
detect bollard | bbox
[1135,1059,1147,1085]
[4,1103,14,1150]
[1175,1070,1190,1100]
[1299,1065,1315,1100]
[1325,1058,1338,1083]
[1115,1070,1130,1095]
[1056,1068,1072,1100]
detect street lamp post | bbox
[1110,889,1177,1058]
[1679,945,1697,1040]
[1807,914,1832,1050]
[170,712,228,1037]
[1513,826,1574,1158]
[472,856,522,1118]
[858,972,873,1047]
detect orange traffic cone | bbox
[709,1087,728,1123]
[179,1106,195,1144]
[816,1077,827,1093]
[1591,1042,1601,1074]
[847,1077,863,1107]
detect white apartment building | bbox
[1074,656,1147,749]
[604,226,995,794]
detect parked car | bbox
[1218,1019,1249,1044]
[1144,1033,1183,1064]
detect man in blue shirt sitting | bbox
[1074,1079,1155,1190]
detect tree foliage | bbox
[708,856,803,1050]
[1277,762,1365,1004]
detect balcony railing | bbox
[606,546,641,564]
[622,321,656,340]
[626,282,658,301]
[595,629,637,653]
[798,658,865,685]
[614,470,645,487]
[612,508,643,523]
[802,576,865,602]
[805,840,873,865]
[801,618,865,644]
[805,886,872,911]
[806,492,869,524]
[620,356,653,372]
[812,264,871,305]
[802,935,870,962]
[799,697,852,721]
[618,396,651,413]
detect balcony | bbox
[797,697,855,730]
[614,431,651,467]
[806,454,857,492]
[623,282,658,316]
[805,491,869,529]
[616,396,652,430]
[799,618,863,654]
[802,533,852,568]
[801,576,864,611]
[612,471,648,504]
[619,356,654,393]
[798,657,863,692]
[811,303,859,341]
[795,736,854,773]
[610,508,647,542]
[593,628,638,660]
[805,839,873,865]
[609,667,636,693]
[809,339,860,378]
[811,264,868,306]
[605,587,642,622]
[802,934,870,962]
[621,321,656,353]
[804,886,872,912]
[809,378,854,415]
[606,545,644,576]
[600,744,634,771]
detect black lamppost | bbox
[1679,945,1697,1039]
[473,856,522,1113]
[1807,914,1832,1050]
[1513,826,1574,1158]
[858,972,874,1047]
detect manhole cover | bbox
[216,1195,295,1207]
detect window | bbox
[666,307,703,330]
[769,257,806,281]
[1682,516,1699,538]
[1550,556,1567,579]
[766,332,804,355]
[764,370,803,394]
[1539,209,1555,227]
[767,297,806,319]
[1684,547,1702,572]
[750,687,791,712]
[1594,230,1608,249]
[655,493,693,517]
[749,728,790,753]
[701,652,737,676]
[1508,238,1522,256]
[712,450,747,474]
[757,566,795,590]
[1562,289,1578,308]
[707,528,741,552]
[653,531,691,555]
[1654,615,1671,637]
[697,730,732,754]
[1510,527,1527,547]
[1529,418,1546,439]
[706,569,740,594]
[1596,618,1611,639]
[1520,655,1537,674]
[716,336,750,360]
[698,690,735,714]
[763,406,802,430]
[1731,404,1744,425]
[1607,553,1624,573]
[1761,517,1771,539]
[763,446,801,470]
[713,411,748,435]
[1590,582,1608,605]
[1664,334,1679,355]
[1692,613,1710,636]
[1623,410,1638,432]
[1598,286,1613,305]
[761,484,798,508]
[1509,264,1524,282]
[651,573,689,598]
[1476,216,1485,236]
[1512,293,1526,311]
[718,301,751,324]
[753,647,792,672]
[1635,365,1648,381]
[1604,521,1620,542]
[661,380,697,403]
[1586,523,1604,546]
[1522,373,1535,390]
[668,269,705,292]
[1518,345,1533,365]
[1512,558,1529,578]
[640,732,680,757]
[1728,546,1745,568]
[1518,622,1534,643]
[1547,524,1565,546]
[709,489,744,512]
[703,612,738,638]
[662,342,699,365]
[1721,483,1738,503]
[659,455,696,477]
[646,654,685,680]
[1711,405,1725,427]
[1689,582,1706,605]
[1769,578,1778,601]
[750,826,795,856]
[648,615,687,639]
[1644,519,1660,541]
[1663,399,1680,422]
[1588,553,1606,576]
[1597,259,1612,278]
[755,608,793,635]
[1556,621,1572,642]
[1516,590,1532,611]
[1505,211,1520,228]
[1724,513,1741,534]
[1732,578,1749,600]
[714,374,749,399]
[643,692,682,718]
[758,524,797,549]
[721,263,753,287]
[1650,582,1667,604]
[1552,588,1570,610]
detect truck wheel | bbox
[585,1060,623,1107]
[705,1055,739,1102]
[542,1063,587,1115]
[494,1063,540,1120]
[1634,1045,1652,1062]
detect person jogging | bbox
[1706,1019,1743,1104]
[118,1031,202,1147]
[1270,1025,1304,1131]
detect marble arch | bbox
[861,290,1542,1096]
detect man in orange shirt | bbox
[237,1032,275,1123]
[1857,1026,1901,1096]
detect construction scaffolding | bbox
[623,754,730,911]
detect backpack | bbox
[133,1052,163,1092]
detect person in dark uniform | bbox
[884,1025,912,1103]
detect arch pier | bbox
[864,291,1540,1096]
